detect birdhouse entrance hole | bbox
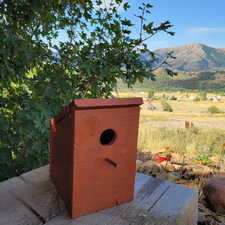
[100,129,116,145]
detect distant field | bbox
[140,101,225,130]
[115,91,225,130]
[116,91,225,159]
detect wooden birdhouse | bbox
[50,98,143,218]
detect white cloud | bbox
[186,27,225,35]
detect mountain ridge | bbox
[149,43,225,72]
[119,44,225,91]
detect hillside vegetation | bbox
[118,68,225,92]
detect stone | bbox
[171,153,185,164]
[141,160,164,174]
[203,177,225,214]
[198,201,225,225]
[136,160,143,171]
[137,151,152,162]
[160,161,175,172]
[197,212,206,225]
[210,155,221,164]
[190,165,214,177]
[173,164,183,171]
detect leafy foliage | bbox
[193,96,201,102]
[161,101,173,112]
[207,106,222,114]
[195,155,212,165]
[169,95,177,100]
[0,0,174,181]
[198,91,207,101]
[118,68,225,93]
[148,89,154,99]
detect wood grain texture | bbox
[50,98,143,218]
[45,170,198,225]
[0,166,198,225]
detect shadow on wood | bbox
[0,165,198,225]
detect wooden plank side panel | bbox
[50,110,74,215]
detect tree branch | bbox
[150,52,172,71]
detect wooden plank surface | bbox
[0,178,42,225]
[0,166,198,225]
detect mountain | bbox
[118,67,225,92]
[118,44,225,91]
[150,43,225,72]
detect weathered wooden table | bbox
[0,165,198,225]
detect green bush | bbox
[148,90,155,99]
[153,96,160,100]
[207,106,222,114]
[169,95,177,100]
[161,101,173,112]
[193,96,201,102]
[199,91,207,101]
[161,93,169,100]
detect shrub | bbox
[199,91,207,101]
[161,101,173,112]
[169,95,177,100]
[161,93,168,100]
[152,96,160,100]
[195,155,212,165]
[207,106,221,114]
[193,96,200,102]
[148,90,155,99]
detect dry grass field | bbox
[116,92,225,224]
[115,91,225,162]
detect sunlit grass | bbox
[138,126,225,159]
[115,90,225,162]
[130,90,225,165]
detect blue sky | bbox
[56,0,225,50]
[126,0,225,50]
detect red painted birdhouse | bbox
[50,98,143,218]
